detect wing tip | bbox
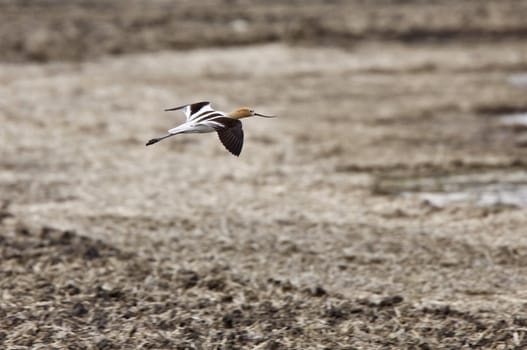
[217,131,243,156]
[165,106,184,112]
[226,148,242,156]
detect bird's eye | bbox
[250,110,254,113]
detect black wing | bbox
[207,118,244,156]
[165,101,212,121]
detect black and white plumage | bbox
[146,101,275,156]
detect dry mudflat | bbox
[2,1,527,349]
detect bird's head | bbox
[228,107,276,120]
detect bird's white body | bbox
[168,122,215,134]
[146,101,275,156]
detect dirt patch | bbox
[1,221,526,348]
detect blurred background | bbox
[2,0,527,348]
[1,0,527,63]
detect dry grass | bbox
[2,1,527,349]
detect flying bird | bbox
[146,101,275,156]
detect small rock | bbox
[205,278,226,291]
[65,283,81,295]
[96,338,113,350]
[307,285,327,297]
[222,309,243,328]
[95,286,124,300]
[177,269,199,289]
[15,224,31,236]
[379,295,404,307]
[72,302,88,317]
[84,246,101,260]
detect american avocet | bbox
[146,101,275,156]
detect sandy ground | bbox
[2,1,527,349]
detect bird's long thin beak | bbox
[254,113,276,118]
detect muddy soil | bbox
[2,1,527,349]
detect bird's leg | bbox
[146,134,173,146]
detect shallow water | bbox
[403,183,527,207]
[378,171,527,208]
[508,72,527,88]
[500,112,527,127]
